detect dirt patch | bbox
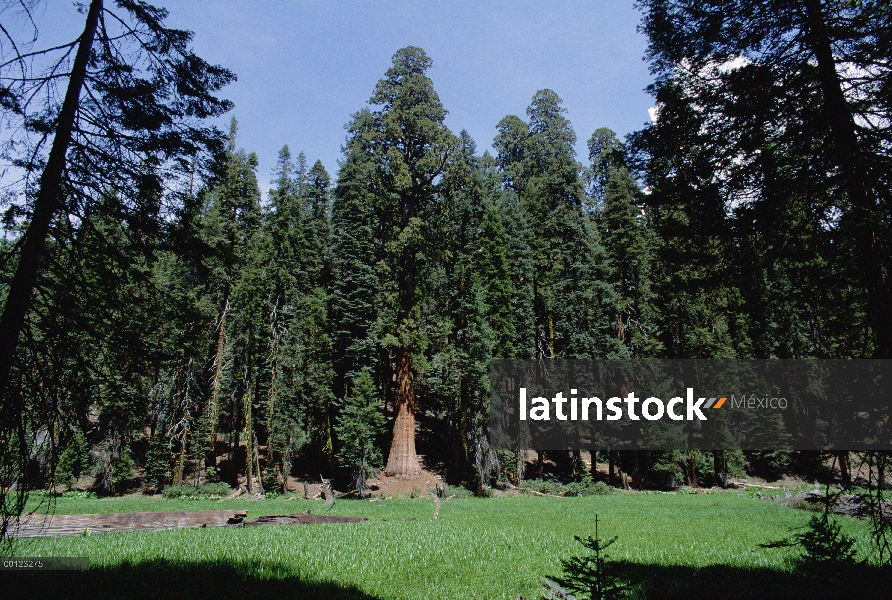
[365,468,443,497]
[285,461,446,499]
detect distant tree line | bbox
[1,0,890,555]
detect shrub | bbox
[798,513,858,574]
[568,481,615,497]
[760,512,858,578]
[61,490,98,500]
[56,429,90,488]
[198,482,232,497]
[161,484,195,499]
[521,479,615,497]
[520,479,563,495]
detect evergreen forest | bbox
[1,0,891,547]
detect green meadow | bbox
[7,492,887,599]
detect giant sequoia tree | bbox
[347,47,457,479]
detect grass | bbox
[6,491,888,599]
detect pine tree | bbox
[635,0,892,357]
[495,186,536,360]
[550,515,630,600]
[261,144,304,490]
[335,368,386,494]
[330,146,381,399]
[306,160,332,284]
[56,428,90,489]
[434,130,515,484]
[0,0,233,535]
[496,90,622,360]
[199,120,266,489]
[589,128,661,356]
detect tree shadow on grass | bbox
[3,558,382,599]
[612,560,892,600]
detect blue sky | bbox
[38,1,655,191]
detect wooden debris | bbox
[241,514,367,526]
[321,476,335,514]
[11,510,248,538]
[431,492,441,520]
[530,490,564,498]
[219,486,246,502]
[542,578,576,600]
[320,477,335,503]
[431,491,456,520]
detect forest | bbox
[1,0,891,561]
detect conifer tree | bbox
[0,0,233,534]
[495,186,537,360]
[347,47,457,479]
[588,128,661,356]
[330,146,381,400]
[635,0,891,358]
[306,161,332,282]
[200,119,265,488]
[435,131,516,483]
[262,144,304,489]
[335,368,386,494]
[496,91,621,360]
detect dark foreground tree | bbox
[0,0,232,539]
[548,515,630,600]
[635,0,892,357]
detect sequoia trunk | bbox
[384,348,421,478]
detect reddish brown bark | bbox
[384,347,421,479]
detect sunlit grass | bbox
[12,492,879,599]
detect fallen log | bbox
[529,490,564,498]
[11,510,249,538]
[241,514,367,526]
